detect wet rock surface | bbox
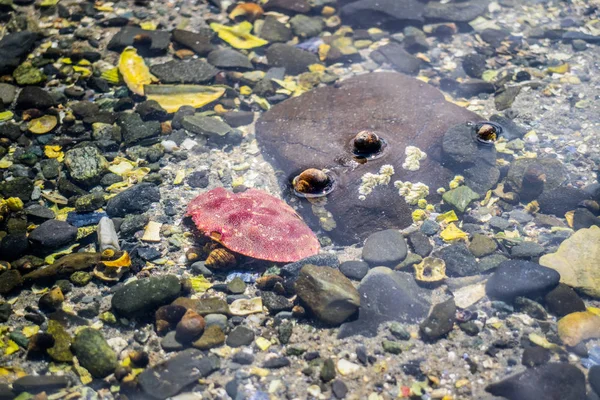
[256,72,479,244]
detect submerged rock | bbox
[338,268,430,338]
[256,72,480,244]
[486,260,560,302]
[362,229,408,267]
[295,264,360,325]
[111,275,181,317]
[485,363,585,400]
[71,328,117,378]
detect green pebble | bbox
[227,277,246,294]
[13,62,46,85]
[286,346,307,356]
[71,271,92,286]
[71,328,117,378]
[320,358,336,382]
[99,311,117,324]
[389,322,411,340]
[47,320,74,363]
[382,340,403,355]
[9,331,29,348]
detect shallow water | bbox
[0,0,600,399]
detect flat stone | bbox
[538,187,591,217]
[11,375,70,394]
[118,112,162,146]
[485,363,585,400]
[16,86,54,110]
[436,243,479,277]
[182,115,232,137]
[539,226,600,298]
[111,275,181,317]
[226,326,254,347]
[29,220,78,250]
[510,242,545,259]
[259,16,293,42]
[424,0,487,23]
[486,260,560,302]
[107,26,171,54]
[468,233,497,258]
[339,260,369,280]
[0,83,16,105]
[442,186,480,213]
[362,229,408,267]
[370,43,421,74]
[138,349,219,400]
[266,43,320,75]
[263,0,310,14]
[255,72,479,245]
[280,253,339,281]
[341,0,424,29]
[150,60,218,84]
[338,268,430,338]
[193,325,225,350]
[295,264,360,325]
[172,28,214,56]
[207,48,253,70]
[106,183,161,218]
[407,231,432,257]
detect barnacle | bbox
[394,180,429,205]
[358,164,395,200]
[402,146,427,171]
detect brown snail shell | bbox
[353,130,382,154]
[293,168,330,195]
[205,248,237,270]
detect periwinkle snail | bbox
[292,168,334,198]
[475,121,502,145]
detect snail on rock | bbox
[475,121,503,145]
[292,168,334,198]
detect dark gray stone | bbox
[538,187,591,217]
[371,43,421,74]
[138,349,219,399]
[16,86,54,110]
[436,243,479,277]
[462,53,487,78]
[226,326,255,347]
[150,60,218,84]
[207,48,253,70]
[362,229,408,267]
[11,375,70,394]
[510,242,545,259]
[419,298,456,341]
[29,220,78,250]
[107,26,170,54]
[407,231,433,257]
[118,112,161,145]
[280,253,339,280]
[111,275,181,317]
[456,80,496,97]
[339,260,369,280]
[338,268,430,338]
[0,31,38,75]
[544,283,586,317]
[172,28,214,56]
[266,43,320,75]
[424,0,487,23]
[341,0,424,29]
[485,363,585,400]
[106,183,160,217]
[486,260,560,302]
[259,16,293,42]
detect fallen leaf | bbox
[28,115,58,134]
[144,85,226,113]
[210,21,268,49]
[229,3,263,21]
[118,47,156,96]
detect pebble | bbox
[407,231,432,257]
[207,48,253,70]
[192,325,225,350]
[339,260,369,280]
[28,220,78,250]
[111,275,181,317]
[263,357,290,369]
[522,346,551,367]
[510,242,545,259]
[336,359,361,376]
[485,260,560,302]
[462,53,487,78]
[11,375,71,395]
[362,229,408,267]
[266,43,320,75]
[106,183,161,218]
[419,298,456,341]
[420,220,440,236]
[72,328,117,378]
[332,379,348,399]
[544,283,586,317]
[468,233,497,258]
[226,326,255,347]
[436,243,480,277]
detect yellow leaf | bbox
[39,0,59,6]
[95,3,113,11]
[547,63,569,74]
[482,70,499,82]
[174,169,185,185]
[189,275,212,293]
[440,223,468,242]
[140,21,157,30]
[144,85,226,113]
[309,64,326,73]
[44,145,64,161]
[272,79,297,92]
[0,157,12,169]
[210,22,268,49]
[73,357,93,385]
[44,243,79,265]
[101,67,121,85]
[103,251,131,268]
[436,210,458,224]
[109,159,135,176]
[22,326,40,338]
[72,65,92,77]
[0,111,13,122]
[239,85,252,95]
[118,47,156,96]
[5,340,19,356]
[28,115,58,134]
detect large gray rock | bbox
[295,264,360,325]
[341,0,425,29]
[338,267,430,338]
[255,72,481,245]
[0,31,38,75]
